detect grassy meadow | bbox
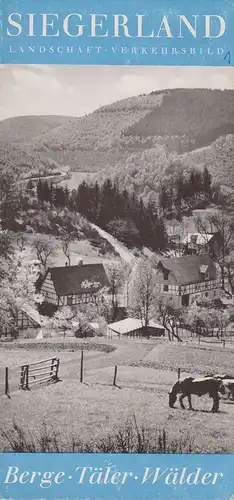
[1,338,234,453]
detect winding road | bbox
[90,222,135,264]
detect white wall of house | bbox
[41,274,58,305]
[156,280,221,308]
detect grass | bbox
[1,417,194,453]
[139,341,234,375]
[0,339,116,354]
[1,339,234,453]
[25,230,118,268]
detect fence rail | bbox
[19,357,59,390]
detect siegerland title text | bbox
[6,13,226,39]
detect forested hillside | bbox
[0,89,233,192]
[0,115,74,145]
[124,89,234,152]
[0,145,61,179]
[98,134,234,204]
[0,115,74,179]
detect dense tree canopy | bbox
[36,179,168,251]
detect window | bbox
[67,295,73,306]
[163,270,169,281]
[60,296,66,306]
[163,284,169,292]
[182,294,189,307]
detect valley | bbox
[0,89,233,202]
[0,85,234,455]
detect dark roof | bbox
[158,254,217,285]
[47,263,109,296]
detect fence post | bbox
[5,367,9,397]
[25,365,29,390]
[113,365,118,386]
[80,350,84,383]
[50,357,55,378]
[55,358,60,381]
[19,365,25,390]
[177,368,181,380]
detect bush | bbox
[1,417,195,453]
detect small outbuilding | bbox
[107,318,165,339]
[17,305,42,338]
[74,322,101,338]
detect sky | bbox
[0,64,233,121]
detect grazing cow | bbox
[169,376,221,412]
[219,380,234,400]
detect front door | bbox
[181,294,189,306]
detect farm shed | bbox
[107,318,165,339]
[74,322,101,338]
[17,305,42,338]
[1,305,42,339]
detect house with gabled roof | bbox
[40,261,109,307]
[155,254,221,307]
[182,232,221,257]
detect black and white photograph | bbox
[0,64,233,454]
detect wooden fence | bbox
[19,357,60,390]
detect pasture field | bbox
[24,233,114,267]
[1,338,234,453]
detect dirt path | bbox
[0,340,155,395]
[56,340,156,382]
[90,223,135,264]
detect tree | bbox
[44,308,89,338]
[105,259,129,318]
[186,299,230,339]
[61,231,76,267]
[159,185,169,214]
[32,236,56,270]
[185,301,214,337]
[107,218,140,247]
[0,250,43,336]
[224,254,234,295]
[0,173,16,215]
[0,231,14,260]
[16,233,27,252]
[156,296,183,342]
[74,312,90,338]
[128,259,156,336]
[47,307,76,338]
[195,208,234,290]
[0,173,20,230]
[202,166,212,198]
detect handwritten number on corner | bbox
[224,51,231,64]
